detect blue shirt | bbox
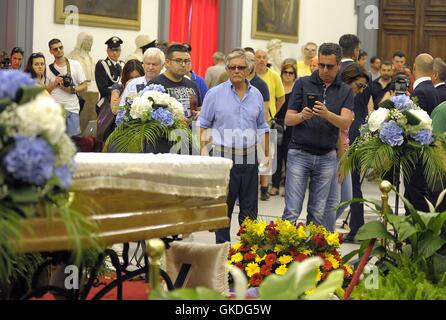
[191,71,209,100]
[199,80,270,148]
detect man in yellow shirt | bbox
[296,42,318,78]
[255,49,285,200]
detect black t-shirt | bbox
[370,77,392,110]
[148,74,202,118]
[249,75,270,102]
[288,71,355,155]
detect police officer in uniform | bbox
[95,36,125,114]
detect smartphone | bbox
[306,93,322,109]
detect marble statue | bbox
[267,39,283,74]
[67,32,95,83]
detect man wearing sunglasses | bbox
[10,47,24,70]
[282,43,354,230]
[199,50,270,244]
[46,38,88,137]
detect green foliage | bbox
[353,188,446,283]
[150,258,344,301]
[351,255,446,300]
[104,119,192,153]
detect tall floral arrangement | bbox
[345,95,446,186]
[104,84,192,153]
[227,219,353,290]
[0,70,96,295]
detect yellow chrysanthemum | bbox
[297,225,308,239]
[275,264,288,275]
[343,264,353,276]
[232,242,242,252]
[274,244,283,253]
[278,255,293,265]
[255,254,266,263]
[301,249,312,256]
[245,262,260,277]
[325,232,340,247]
[305,288,316,295]
[254,220,267,236]
[327,256,340,269]
[250,244,259,253]
[230,252,243,263]
[316,268,323,282]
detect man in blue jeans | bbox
[282,43,354,226]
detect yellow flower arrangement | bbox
[229,218,354,287]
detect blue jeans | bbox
[66,111,80,137]
[282,149,337,226]
[323,164,353,231]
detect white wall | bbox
[242,0,358,60]
[33,0,159,72]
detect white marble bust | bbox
[67,32,94,83]
[267,39,283,74]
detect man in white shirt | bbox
[46,38,88,137]
[119,47,165,106]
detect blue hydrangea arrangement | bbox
[105,84,191,153]
[346,95,446,186]
[0,70,95,291]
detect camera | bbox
[391,74,410,96]
[61,75,73,87]
[306,93,322,108]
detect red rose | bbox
[260,264,272,276]
[239,244,251,253]
[288,248,299,257]
[235,262,244,270]
[243,252,257,262]
[294,253,307,262]
[249,273,263,287]
[265,253,277,266]
[312,234,327,248]
[323,259,332,272]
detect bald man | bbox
[412,53,440,115]
[404,53,440,213]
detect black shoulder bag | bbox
[269,109,285,146]
[49,58,85,113]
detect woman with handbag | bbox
[270,62,297,196]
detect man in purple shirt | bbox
[199,50,270,244]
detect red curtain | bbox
[168,0,192,44]
[169,0,219,77]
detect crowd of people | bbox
[4,33,446,244]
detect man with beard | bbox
[370,60,394,110]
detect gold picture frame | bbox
[55,0,142,31]
[252,0,300,43]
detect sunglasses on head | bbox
[318,63,337,70]
[12,47,24,54]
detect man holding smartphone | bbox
[281,43,354,228]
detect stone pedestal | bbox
[79,91,99,134]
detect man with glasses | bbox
[46,38,88,137]
[282,43,354,229]
[297,42,318,77]
[10,47,24,70]
[199,50,270,243]
[148,44,201,121]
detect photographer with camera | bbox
[47,39,87,137]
